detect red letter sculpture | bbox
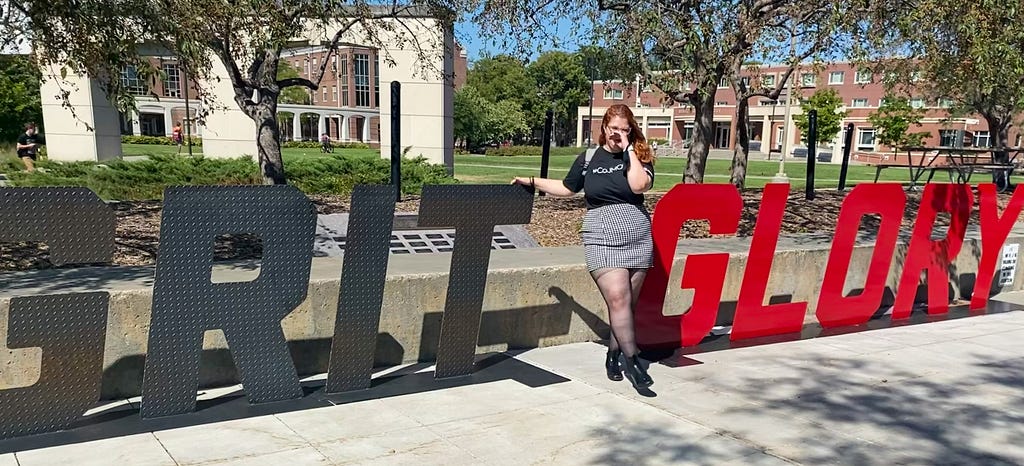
[816,184,906,327]
[635,184,742,350]
[731,184,809,340]
[892,183,973,319]
[971,184,1024,310]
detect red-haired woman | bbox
[512,104,656,389]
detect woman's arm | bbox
[626,152,653,193]
[511,176,576,197]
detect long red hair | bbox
[598,104,655,164]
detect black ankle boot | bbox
[625,355,653,388]
[605,349,623,381]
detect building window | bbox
[304,58,309,75]
[851,98,869,107]
[311,89,317,103]
[857,128,876,150]
[974,130,991,147]
[800,73,816,87]
[322,87,328,102]
[910,97,925,109]
[354,53,371,107]
[603,88,623,99]
[340,57,349,106]
[855,70,872,84]
[759,99,776,106]
[938,97,954,108]
[121,65,148,96]
[161,63,181,98]
[828,71,844,85]
[647,119,671,128]
[718,77,729,88]
[683,122,694,142]
[374,55,380,107]
[939,129,960,147]
[715,101,729,106]
[332,85,338,102]
[762,74,776,88]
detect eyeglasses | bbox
[607,125,631,134]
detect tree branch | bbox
[277,77,317,89]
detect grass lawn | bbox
[3,143,1017,192]
[452,155,926,190]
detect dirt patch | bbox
[1,187,1019,271]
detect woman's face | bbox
[604,116,631,152]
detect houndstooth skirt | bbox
[581,203,653,272]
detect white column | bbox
[164,107,174,136]
[760,115,772,154]
[642,114,649,135]
[576,115,584,147]
[668,120,674,147]
[362,115,370,141]
[39,68,122,161]
[341,116,349,141]
[131,112,142,136]
[318,114,327,137]
[292,113,302,141]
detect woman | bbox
[512,104,656,388]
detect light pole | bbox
[773,29,797,183]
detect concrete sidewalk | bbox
[6,297,1024,465]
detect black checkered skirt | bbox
[581,203,653,272]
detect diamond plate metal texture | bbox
[325,185,395,393]
[0,188,113,439]
[0,188,114,265]
[141,186,316,419]
[0,293,109,439]
[418,185,534,378]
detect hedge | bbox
[487,146,585,157]
[122,135,203,146]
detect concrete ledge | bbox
[2,225,1024,399]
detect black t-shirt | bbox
[17,133,43,157]
[562,147,655,209]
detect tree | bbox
[794,88,848,146]
[472,0,863,183]
[0,55,42,142]
[453,85,489,150]
[485,100,529,143]
[10,1,453,184]
[858,1,1024,169]
[528,51,589,146]
[467,55,536,117]
[277,61,310,105]
[867,95,928,153]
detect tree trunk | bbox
[982,114,1011,187]
[730,98,751,188]
[684,97,716,183]
[254,103,287,185]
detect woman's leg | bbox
[592,267,639,357]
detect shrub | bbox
[282,141,371,149]
[488,145,584,157]
[6,152,456,200]
[122,135,203,147]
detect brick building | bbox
[119,44,469,145]
[576,62,1024,160]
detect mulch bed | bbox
[1,188,1019,272]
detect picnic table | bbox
[872,146,1023,192]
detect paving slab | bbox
[6,299,1024,465]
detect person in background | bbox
[16,123,44,172]
[171,122,184,153]
[511,104,657,389]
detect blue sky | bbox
[454,16,591,64]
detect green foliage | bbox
[487,146,583,157]
[453,85,529,148]
[793,88,848,146]
[0,55,42,142]
[281,141,371,149]
[859,0,1024,152]
[528,51,591,146]
[277,61,311,105]
[122,135,203,146]
[867,95,929,150]
[5,153,455,200]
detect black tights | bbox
[591,267,648,358]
